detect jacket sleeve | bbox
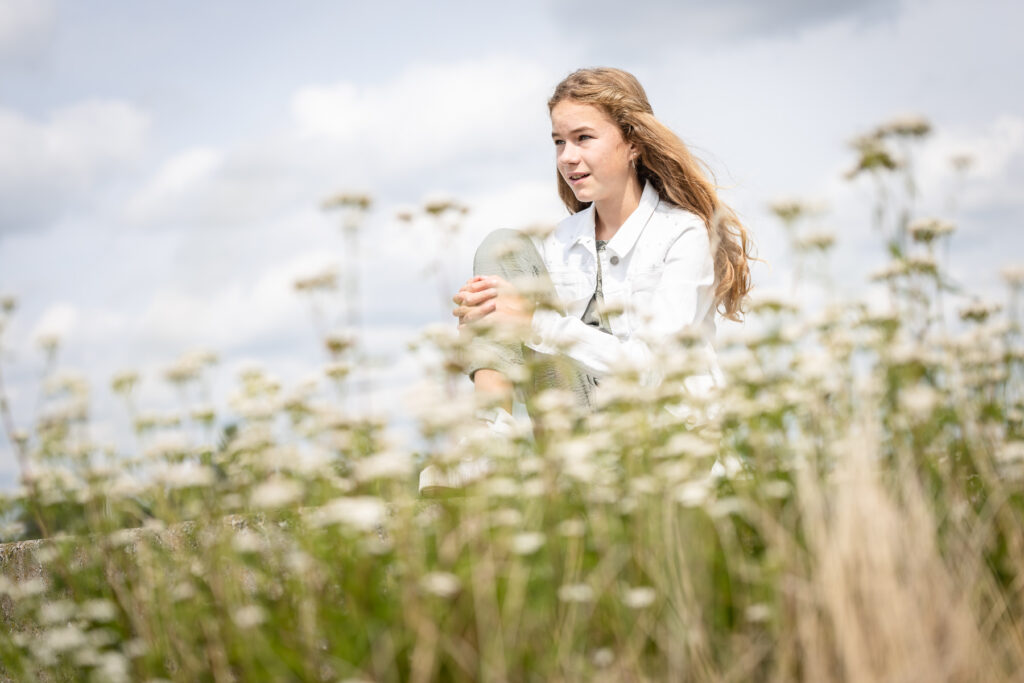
[525,223,717,385]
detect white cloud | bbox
[0,0,54,62]
[120,55,558,235]
[917,115,1024,215]
[290,56,550,172]
[0,101,148,181]
[122,137,331,230]
[123,147,224,226]
[30,302,78,341]
[136,250,334,354]
[0,100,149,231]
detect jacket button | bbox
[610,255,620,265]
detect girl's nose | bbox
[559,142,580,164]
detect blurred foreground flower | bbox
[908,217,955,244]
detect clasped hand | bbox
[452,275,534,332]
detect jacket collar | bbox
[568,180,660,257]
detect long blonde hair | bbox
[548,67,753,321]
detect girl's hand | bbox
[453,276,534,331]
[453,276,497,326]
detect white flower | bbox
[286,551,312,573]
[231,529,266,554]
[250,478,303,509]
[904,254,937,275]
[157,462,216,490]
[109,528,140,548]
[655,461,693,485]
[40,600,75,625]
[490,508,524,528]
[95,651,131,683]
[41,624,88,654]
[521,222,556,239]
[592,647,615,668]
[871,260,907,282]
[262,444,333,476]
[747,290,798,314]
[762,480,791,499]
[556,438,599,484]
[767,197,821,224]
[510,532,545,556]
[171,582,195,602]
[12,577,46,598]
[746,604,773,623]
[110,369,139,395]
[997,441,1024,465]
[629,476,657,495]
[80,599,117,622]
[520,477,546,498]
[422,194,463,216]
[794,228,836,251]
[959,300,1002,323]
[622,586,657,609]
[105,472,143,500]
[558,583,594,603]
[517,456,544,475]
[123,638,148,659]
[908,217,955,243]
[675,479,711,508]
[484,477,520,497]
[712,455,745,480]
[558,518,586,538]
[307,496,386,531]
[533,388,577,414]
[878,114,931,137]
[293,266,338,293]
[353,450,414,482]
[420,572,461,599]
[0,520,25,541]
[143,432,190,461]
[44,370,89,398]
[323,361,351,381]
[662,432,717,459]
[900,384,938,421]
[1000,265,1024,287]
[232,605,266,628]
[231,395,279,421]
[189,403,216,424]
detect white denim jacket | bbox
[528,180,722,395]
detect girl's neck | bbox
[593,178,643,242]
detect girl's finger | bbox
[462,288,497,306]
[462,301,496,323]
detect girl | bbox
[421,67,753,493]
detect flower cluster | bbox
[1,121,1023,682]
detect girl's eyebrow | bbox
[551,126,596,139]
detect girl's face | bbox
[550,100,637,206]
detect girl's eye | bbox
[578,135,593,141]
[553,139,564,146]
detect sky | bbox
[1,0,1022,486]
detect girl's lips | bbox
[567,173,590,185]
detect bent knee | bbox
[474,229,532,275]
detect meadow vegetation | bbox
[0,118,1022,682]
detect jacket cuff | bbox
[527,308,562,354]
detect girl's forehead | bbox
[550,101,613,129]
